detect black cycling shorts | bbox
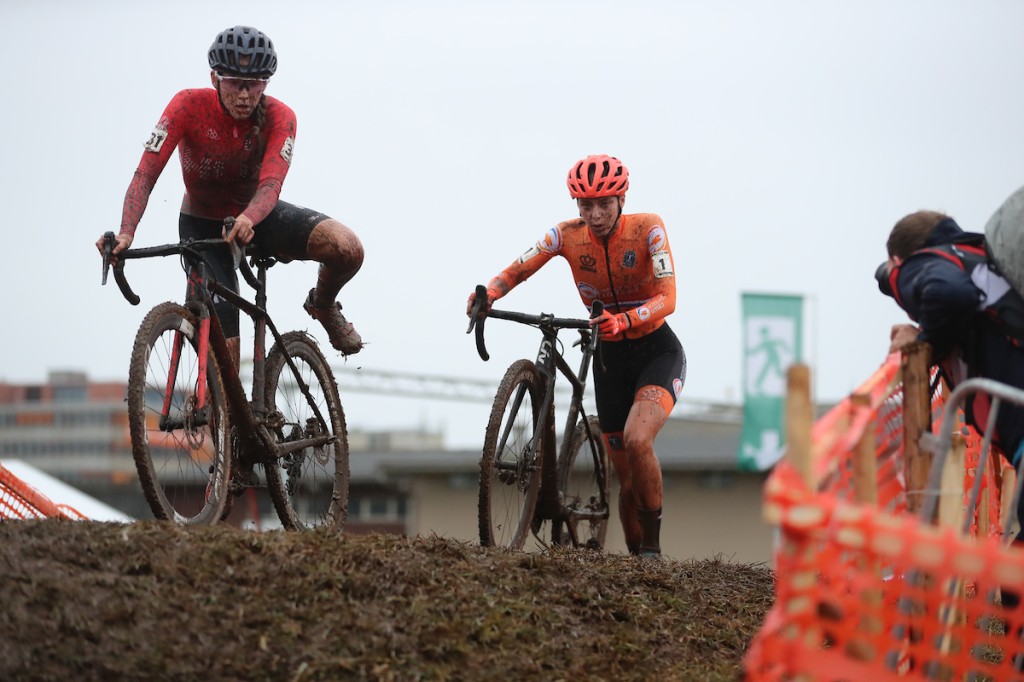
[593,323,687,434]
[178,201,330,337]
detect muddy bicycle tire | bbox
[551,416,610,549]
[479,359,549,549]
[127,302,232,525]
[264,331,349,530]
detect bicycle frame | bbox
[527,313,604,521]
[470,289,610,531]
[104,237,336,464]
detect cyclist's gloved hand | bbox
[590,310,627,339]
[223,214,255,245]
[466,287,501,317]
[96,231,133,258]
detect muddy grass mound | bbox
[0,520,774,681]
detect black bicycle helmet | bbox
[208,26,278,77]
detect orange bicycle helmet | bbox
[567,155,629,199]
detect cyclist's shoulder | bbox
[621,212,667,230]
[620,213,671,250]
[167,88,218,105]
[555,217,587,232]
[263,95,297,121]
[159,88,220,120]
[545,219,589,252]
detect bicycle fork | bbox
[158,313,214,433]
[556,332,610,545]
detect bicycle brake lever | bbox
[222,217,243,270]
[101,231,116,285]
[470,285,490,361]
[467,284,487,333]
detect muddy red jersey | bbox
[489,213,677,341]
[120,88,296,233]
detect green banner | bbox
[738,293,803,471]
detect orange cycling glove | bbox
[590,310,628,339]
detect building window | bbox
[348,492,407,522]
[53,386,88,403]
[697,471,736,490]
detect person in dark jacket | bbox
[880,209,1024,468]
[879,209,1024,634]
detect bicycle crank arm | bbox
[565,508,607,521]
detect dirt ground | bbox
[0,519,774,681]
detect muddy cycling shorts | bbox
[593,322,687,434]
[178,201,329,337]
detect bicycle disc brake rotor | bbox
[515,445,535,493]
[496,442,527,487]
[305,417,330,466]
[182,394,207,450]
[279,425,305,497]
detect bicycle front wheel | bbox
[127,302,232,525]
[552,416,610,550]
[264,331,349,531]
[479,359,547,550]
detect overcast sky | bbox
[4,1,1024,448]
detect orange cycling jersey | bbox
[489,213,676,341]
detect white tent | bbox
[1,459,133,522]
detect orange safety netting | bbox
[0,462,87,520]
[744,354,1024,681]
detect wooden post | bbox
[1002,468,1018,542]
[850,393,878,506]
[902,343,933,516]
[786,364,814,489]
[937,433,966,531]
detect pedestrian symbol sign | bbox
[739,294,803,471]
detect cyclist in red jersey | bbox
[467,155,687,558]
[95,25,364,360]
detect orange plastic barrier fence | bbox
[744,354,1024,681]
[0,462,87,520]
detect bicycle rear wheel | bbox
[552,416,610,550]
[264,331,349,530]
[127,302,232,525]
[479,359,548,549]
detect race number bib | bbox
[652,250,674,278]
[280,136,295,165]
[144,126,168,153]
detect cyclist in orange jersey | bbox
[467,154,687,557]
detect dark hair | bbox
[246,98,268,157]
[887,210,949,259]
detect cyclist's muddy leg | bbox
[305,219,364,306]
[623,392,672,554]
[606,433,642,553]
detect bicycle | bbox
[100,224,349,530]
[467,284,611,551]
